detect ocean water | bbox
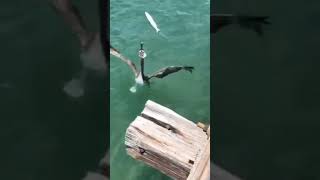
[110,0,210,179]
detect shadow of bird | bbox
[211,14,271,36]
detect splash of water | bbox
[135,72,144,85]
[129,84,137,93]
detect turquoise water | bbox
[110,0,210,179]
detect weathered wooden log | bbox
[125,100,210,180]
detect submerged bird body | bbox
[147,66,194,80]
[111,48,194,86]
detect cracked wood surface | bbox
[125,100,209,180]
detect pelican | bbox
[211,14,270,35]
[111,42,194,86]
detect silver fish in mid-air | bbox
[145,11,160,33]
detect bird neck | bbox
[140,58,145,80]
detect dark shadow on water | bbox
[213,0,320,179]
[0,0,108,179]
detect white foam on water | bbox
[135,72,144,85]
[129,85,137,93]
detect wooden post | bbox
[125,100,210,180]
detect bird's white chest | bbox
[135,72,144,85]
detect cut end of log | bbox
[125,100,210,180]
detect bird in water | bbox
[111,42,194,87]
[211,14,270,35]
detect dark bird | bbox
[211,14,270,36]
[147,66,194,80]
[51,0,195,95]
[111,43,194,86]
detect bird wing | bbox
[110,47,139,76]
[148,66,194,79]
